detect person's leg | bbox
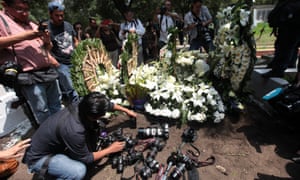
[29,154,87,180]
[109,49,119,68]
[138,46,144,66]
[46,81,62,115]
[21,84,51,124]
[56,64,79,104]
[189,39,201,51]
[270,27,300,75]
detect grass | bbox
[253,22,276,50]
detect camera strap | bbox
[0,15,18,63]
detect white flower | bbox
[240,9,250,26]
[176,56,194,66]
[214,111,225,123]
[145,103,153,113]
[172,109,181,119]
[194,60,210,77]
[165,51,172,58]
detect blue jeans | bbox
[21,81,61,124]
[189,38,214,53]
[56,64,79,104]
[29,154,86,180]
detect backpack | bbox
[268,0,300,28]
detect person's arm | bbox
[119,23,126,40]
[113,104,137,117]
[202,6,213,27]
[184,13,197,31]
[135,19,145,36]
[0,30,41,49]
[93,141,125,161]
[0,139,31,160]
[167,12,183,22]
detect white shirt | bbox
[184,6,212,41]
[157,14,175,43]
[119,19,145,45]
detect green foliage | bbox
[71,39,102,96]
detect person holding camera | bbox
[97,19,121,67]
[119,9,145,66]
[23,92,137,179]
[184,0,214,53]
[0,0,61,124]
[47,1,79,105]
[154,0,182,49]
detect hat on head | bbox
[101,19,113,26]
[48,1,65,12]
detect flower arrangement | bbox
[211,0,256,110]
[71,39,129,106]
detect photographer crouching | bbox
[184,0,214,53]
[22,92,137,179]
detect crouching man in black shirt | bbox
[22,92,137,179]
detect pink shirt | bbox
[0,11,54,72]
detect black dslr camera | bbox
[196,23,212,43]
[38,20,48,32]
[0,60,21,88]
[112,151,143,174]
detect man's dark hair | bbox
[3,0,30,6]
[73,22,82,29]
[78,92,110,151]
[79,92,109,120]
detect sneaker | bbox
[262,71,284,78]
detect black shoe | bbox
[262,71,284,78]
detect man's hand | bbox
[107,141,125,154]
[0,139,31,160]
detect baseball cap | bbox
[48,1,65,12]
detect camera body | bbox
[182,127,198,143]
[112,151,144,173]
[137,123,169,139]
[170,154,193,179]
[96,128,136,150]
[196,23,212,43]
[38,20,48,32]
[0,60,21,88]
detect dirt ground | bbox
[4,102,300,180]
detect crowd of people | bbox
[0,0,299,179]
[0,0,215,178]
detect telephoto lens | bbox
[117,155,125,174]
[112,156,118,169]
[137,123,169,139]
[170,163,186,180]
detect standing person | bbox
[184,0,214,53]
[84,17,98,39]
[263,0,300,77]
[0,0,61,124]
[155,0,182,49]
[73,22,85,42]
[119,9,145,66]
[98,19,121,67]
[23,92,137,179]
[47,1,79,105]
